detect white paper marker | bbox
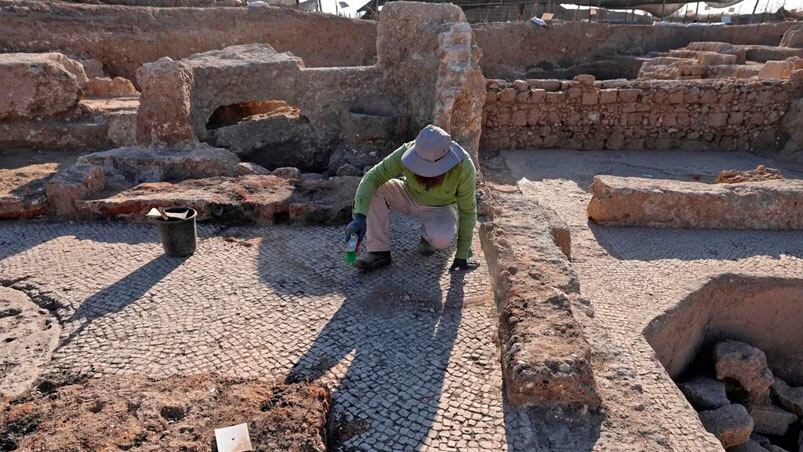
[214,423,253,452]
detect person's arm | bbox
[352,143,408,217]
[453,158,477,260]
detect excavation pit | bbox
[644,275,803,450]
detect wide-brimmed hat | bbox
[401,125,467,177]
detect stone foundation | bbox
[482,76,797,152]
[479,183,600,409]
[587,175,803,229]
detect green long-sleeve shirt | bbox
[352,142,477,260]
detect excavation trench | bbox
[644,275,803,450]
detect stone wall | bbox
[473,21,800,79]
[482,76,797,152]
[0,0,377,81]
[135,2,486,166]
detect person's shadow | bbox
[257,217,469,450]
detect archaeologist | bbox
[344,124,479,272]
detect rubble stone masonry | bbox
[481,76,798,152]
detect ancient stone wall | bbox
[473,21,800,79]
[482,76,796,152]
[0,0,377,81]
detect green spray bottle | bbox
[345,233,361,266]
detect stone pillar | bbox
[432,22,486,169]
[135,57,196,147]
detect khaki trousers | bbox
[365,179,457,253]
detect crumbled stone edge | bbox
[478,183,599,409]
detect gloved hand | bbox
[449,258,480,272]
[344,213,367,242]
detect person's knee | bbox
[427,227,455,249]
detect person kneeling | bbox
[344,124,480,272]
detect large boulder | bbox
[0,53,86,119]
[698,403,754,449]
[772,377,803,416]
[715,341,774,404]
[680,377,730,410]
[76,145,241,184]
[587,176,803,230]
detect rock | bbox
[716,165,784,184]
[0,53,84,119]
[781,28,803,48]
[759,60,793,80]
[46,164,106,217]
[477,186,599,409]
[680,377,730,410]
[136,45,305,146]
[699,403,754,449]
[336,164,362,177]
[587,176,803,230]
[206,113,322,171]
[302,173,324,181]
[751,433,772,447]
[82,175,360,225]
[236,162,271,176]
[77,145,241,184]
[271,167,301,180]
[0,163,57,220]
[715,341,774,404]
[573,74,595,86]
[135,57,196,146]
[84,77,139,98]
[772,378,803,416]
[748,403,798,436]
[728,439,770,452]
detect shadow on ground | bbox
[255,215,482,449]
[58,254,187,350]
[591,224,803,261]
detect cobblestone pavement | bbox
[0,217,512,451]
[501,150,803,451]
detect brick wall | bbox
[481,76,796,152]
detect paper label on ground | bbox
[214,423,253,452]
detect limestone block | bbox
[759,60,793,80]
[780,27,803,48]
[573,74,595,86]
[512,79,528,91]
[85,77,139,98]
[587,176,803,230]
[135,57,195,146]
[0,53,84,119]
[498,88,516,103]
[698,404,754,449]
[599,89,617,104]
[46,164,106,217]
[748,403,798,436]
[679,377,729,410]
[581,91,598,105]
[618,89,641,103]
[715,341,774,404]
[772,377,803,416]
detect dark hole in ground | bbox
[644,276,803,450]
[206,100,299,130]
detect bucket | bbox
[156,207,198,257]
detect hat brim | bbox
[401,141,466,177]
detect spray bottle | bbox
[345,233,361,266]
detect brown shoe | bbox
[354,251,392,271]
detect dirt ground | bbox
[0,374,330,451]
